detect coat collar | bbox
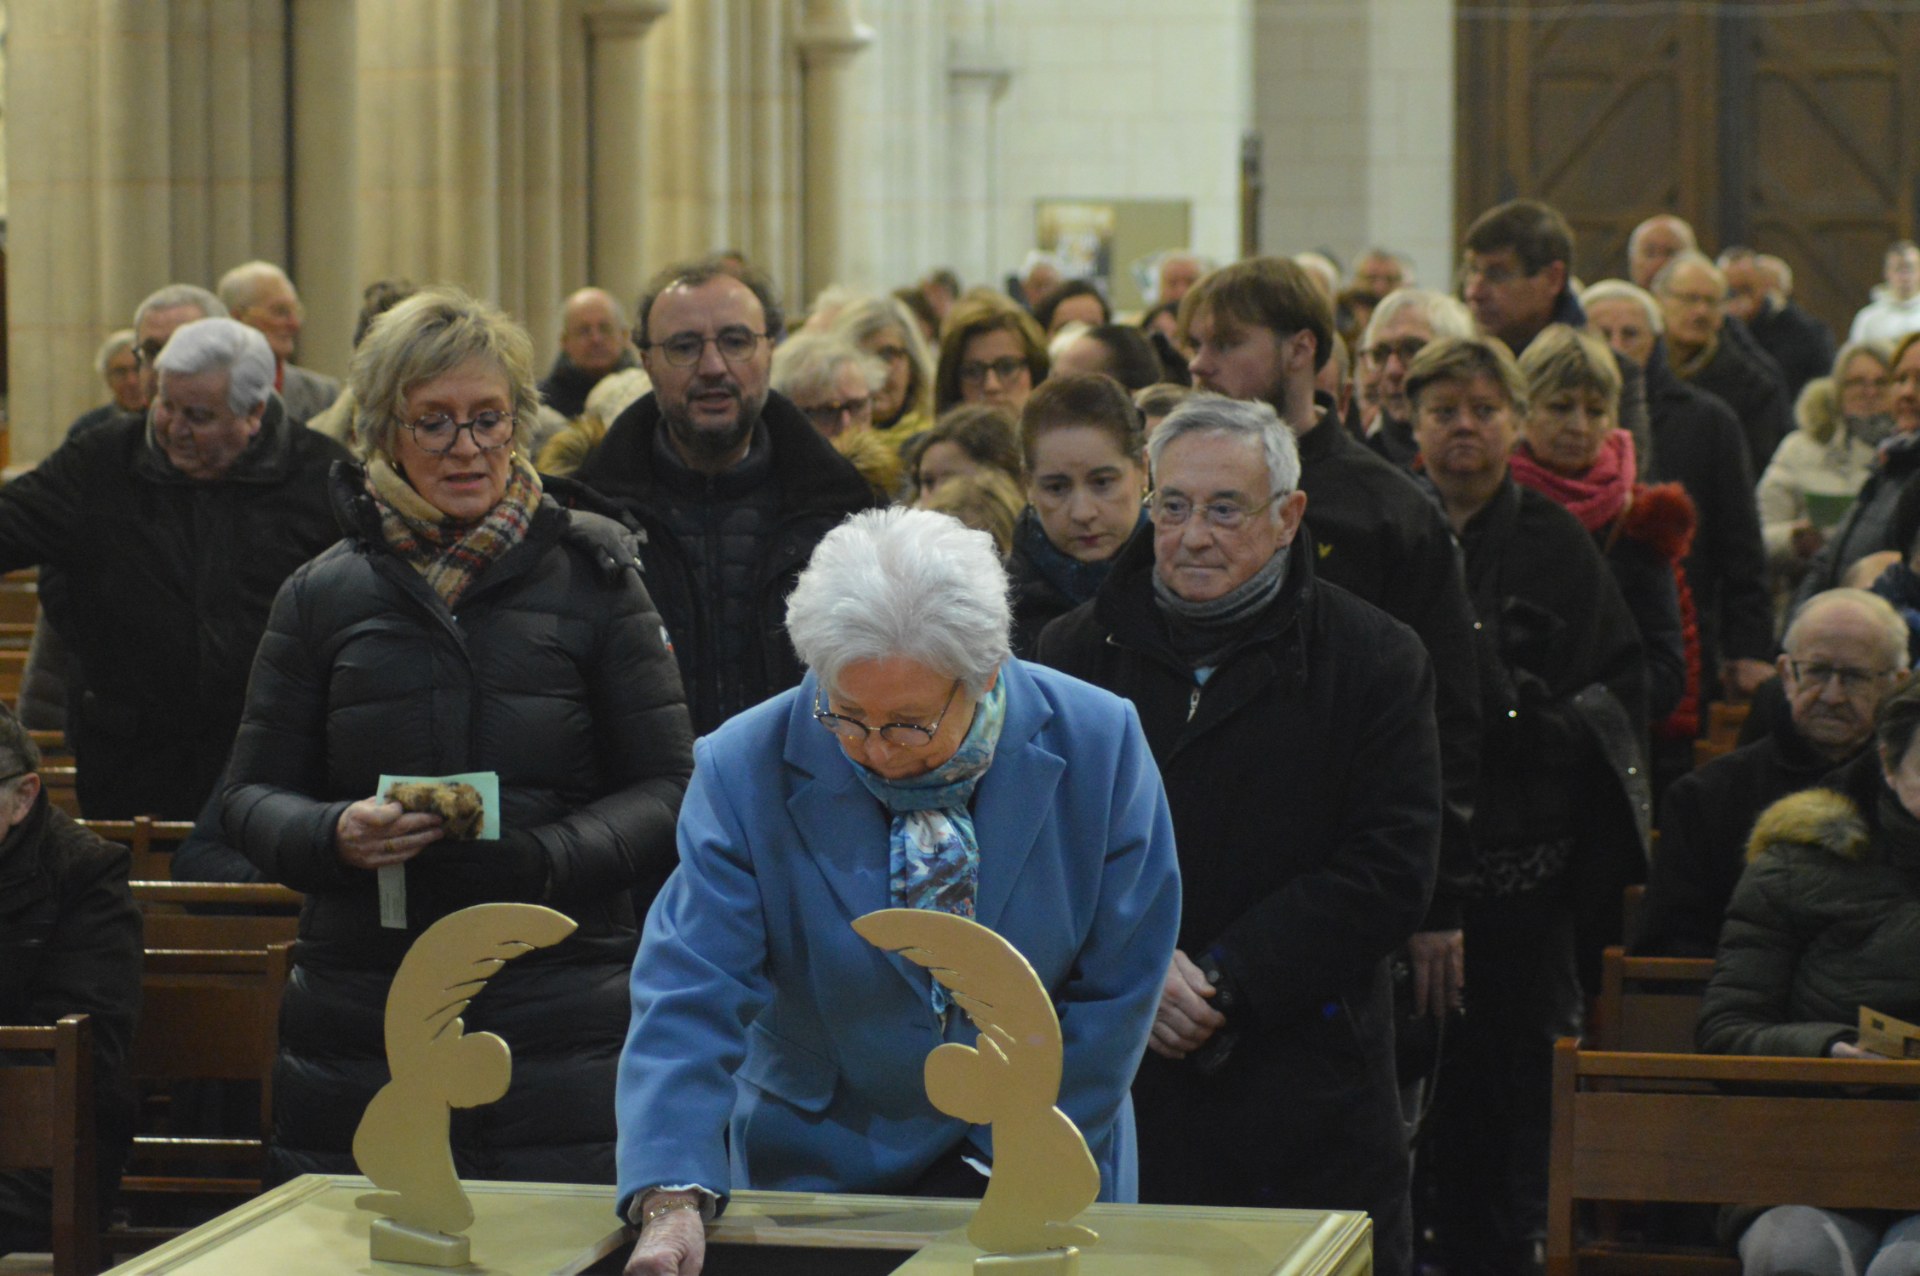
[132,393,298,487]
[779,660,1064,998]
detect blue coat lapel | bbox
[971,660,1064,931]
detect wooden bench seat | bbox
[0,1016,100,1276]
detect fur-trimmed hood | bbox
[1746,787,1872,863]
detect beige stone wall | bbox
[4,0,1455,463]
[1252,0,1455,290]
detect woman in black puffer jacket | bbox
[1697,679,1920,1274]
[221,288,692,1186]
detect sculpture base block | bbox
[975,1247,1079,1275]
[368,1217,470,1267]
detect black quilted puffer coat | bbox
[221,463,692,1185]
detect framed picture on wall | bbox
[1036,199,1192,312]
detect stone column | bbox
[584,1,671,314]
[945,2,1011,294]
[290,0,359,381]
[8,1,110,461]
[356,0,501,298]
[796,0,875,300]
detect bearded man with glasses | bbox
[1037,393,1441,1276]
[1642,588,1913,957]
[574,256,879,734]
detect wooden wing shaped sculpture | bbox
[353,902,577,1266]
[852,908,1100,1262]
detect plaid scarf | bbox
[365,453,542,607]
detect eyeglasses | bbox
[1147,490,1284,530]
[134,341,166,368]
[800,396,871,429]
[814,679,962,748]
[873,344,911,365]
[1664,290,1723,310]
[646,327,769,367]
[1363,338,1428,366]
[401,410,516,455]
[1787,660,1899,694]
[958,356,1029,386]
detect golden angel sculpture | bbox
[852,908,1100,1258]
[353,903,577,1264]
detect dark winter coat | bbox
[1795,429,1920,605]
[1036,529,1437,1271]
[538,350,638,421]
[0,793,141,1246]
[1006,507,1144,658]
[1294,406,1480,932]
[1697,767,1920,1058]
[573,391,879,734]
[1643,343,1776,674]
[0,405,347,818]
[1596,483,1697,734]
[1641,717,1863,958]
[1748,301,1837,403]
[1458,479,1649,893]
[221,464,694,1185]
[1676,333,1793,479]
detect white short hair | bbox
[153,317,275,414]
[786,507,1012,698]
[133,284,227,333]
[216,260,295,313]
[94,329,136,377]
[1581,279,1666,335]
[1362,288,1474,350]
[771,332,885,403]
[1650,250,1725,297]
[1784,588,1909,671]
[1146,392,1301,498]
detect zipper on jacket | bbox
[1187,686,1201,722]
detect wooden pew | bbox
[1547,1041,1920,1275]
[76,818,197,881]
[130,883,302,951]
[40,767,78,819]
[1692,701,1751,770]
[0,1016,100,1276]
[109,943,293,1258]
[1590,946,1714,1055]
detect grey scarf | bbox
[1151,547,1290,670]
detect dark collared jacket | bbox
[0,404,347,817]
[573,390,880,734]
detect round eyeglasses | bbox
[813,679,962,749]
[401,411,516,455]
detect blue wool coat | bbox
[615,658,1180,1218]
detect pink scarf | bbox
[1508,429,1636,533]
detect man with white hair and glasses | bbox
[0,316,345,817]
[1038,393,1440,1276]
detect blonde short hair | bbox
[349,287,540,460]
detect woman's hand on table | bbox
[334,797,444,870]
[624,1201,706,1276]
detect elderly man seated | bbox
[0,706,141,1258]
[1640,588,1912,955]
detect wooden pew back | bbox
[1547,1041,1920,1275]
[78,817,198,881]
[131,882,302,951]
[0,1015,101,1276]
[1591,946,1715,1055]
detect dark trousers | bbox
[1134,962,1412,1276]
[1426,890,1582,1275]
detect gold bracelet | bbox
[642,1197,704,1227]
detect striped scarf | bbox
[365,454,542,607]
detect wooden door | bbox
[1458,2,1920,339]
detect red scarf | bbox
[1508,429,1636,533]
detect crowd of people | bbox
[8,195,1920,1276]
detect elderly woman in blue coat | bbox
[618,506,1181,1276]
